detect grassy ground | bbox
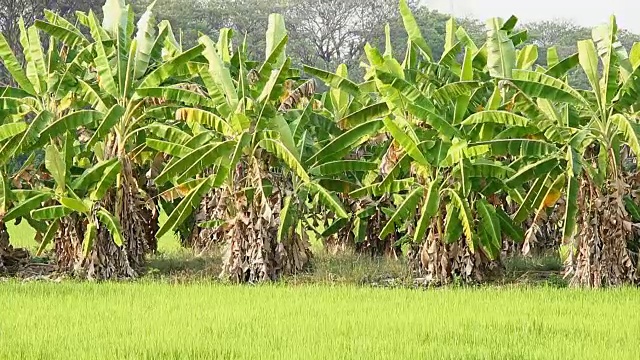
[5,221,634,359]
[1,283,639,359]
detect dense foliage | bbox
[2,0,640,287]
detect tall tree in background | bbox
[132,0,225,49]
[284,0,402,69]
[131,0,278,58]
[0,0,103,82]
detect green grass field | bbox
[1,283,639,359]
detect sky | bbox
[423,0,640,33]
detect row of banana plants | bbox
[301,3,640,287]
[1,0,639,287]
[0,0,343,281]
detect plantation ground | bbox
[3,222,638,359]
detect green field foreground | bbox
[1,283,639,359]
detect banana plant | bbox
[349,9,554,283]
[0,13,97,262]
[24,141,131,278]
[502,15,640,287]
[12,0,204,278]
[302,61,408,256]
[148,15,348,282]
[0,103,30,269]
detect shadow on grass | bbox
[499,252,567,288]
[285,251,413,287]
[145,248,224,282]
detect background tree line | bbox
[2,0,640,89]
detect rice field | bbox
[1,282,639,360]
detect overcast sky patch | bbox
[424,0,640,33]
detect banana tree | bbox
[0,12,97,268]
[502,16,640,286]
[150,15,347,282]
[352,8,550,283]
[302,60,407,256]
[0,117,22,271]
[0,93,17,268]
[16,0,204,278]
[0,109,47,272]
[0,4,152,277]
[20,140,133,278]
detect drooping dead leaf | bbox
[543,188,562,208]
